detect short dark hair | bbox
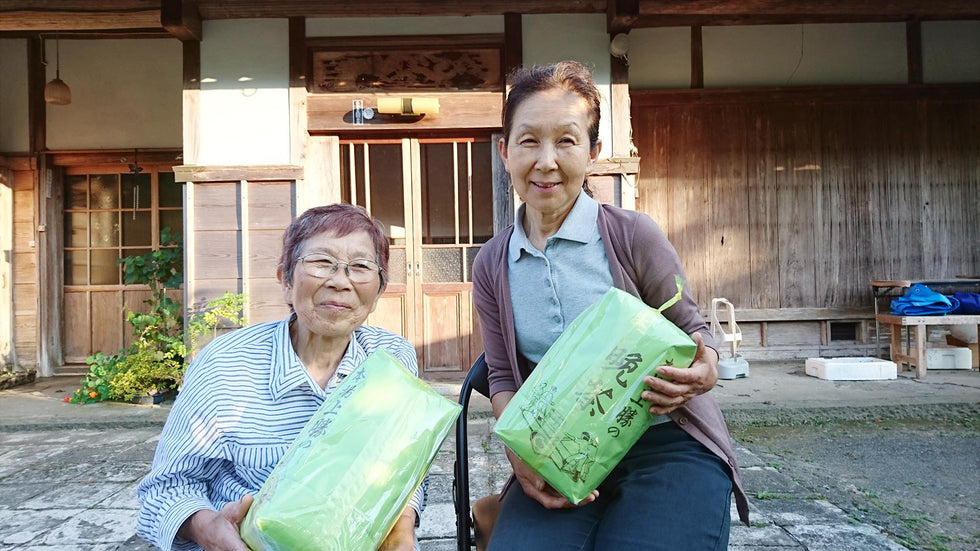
[502,60,602,151]
[278,203,389,291]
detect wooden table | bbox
[870,279,980,357]
[876,313,980,378]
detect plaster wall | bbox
[45,39,181,150]
[630,21,980,89]
[922,20,980,83]
[0,39,30,153]
[198,19,290,165]
[522,14,614,159]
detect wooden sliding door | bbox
[340,137,493,378]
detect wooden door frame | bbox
[54,154,182,369]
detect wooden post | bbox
[691,26,704,89]
[0,164,15,369]
[491,133,513,234]
[907,20,923,85]
[182,40,201,165]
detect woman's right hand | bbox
[177,494,254,551]
[505,447,599,509]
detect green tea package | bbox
[240,350,462,551]
[494,284,697,504]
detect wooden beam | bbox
[609,51,632,157]
[48,149,183,166]
[28,37,45,154]
[182,40,201,164]
[631,84,980,107]
[633,0,980,27]
[503,13,523,77]
[690,25,703,89]
[0,1,161,32]
[307,33,505,51]
[607,0,639,34]
[289,17,307,168]
[161,0,202,42]
[196,0,604,19]
[174,165,304,183]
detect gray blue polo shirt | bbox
[508,190,614,364]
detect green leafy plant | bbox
[70,229,246,404]
[69,352,125,404]
[187,291,248,359]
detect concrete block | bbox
[805,357,897,380]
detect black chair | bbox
[453,353,491,551]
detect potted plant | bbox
[69,230,246,404]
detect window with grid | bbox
[64,170,183,286]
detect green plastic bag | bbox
[493,284,697,504]
[240,350,462,551]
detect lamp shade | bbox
[45,38,71,105]
[44,78,71,105]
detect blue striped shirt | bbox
[136,316,426,551]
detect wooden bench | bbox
[870,278,980,358]
[875,314,980,378]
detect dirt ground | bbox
[730,415,980,551]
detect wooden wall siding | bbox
[245,181,294,322]
[632,91,980,316]
[187,180,294,331]
[11,170,37,369]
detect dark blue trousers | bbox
[487,421,732,550]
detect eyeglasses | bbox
[298,253,380,283]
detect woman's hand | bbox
[506,447,599,509]
[177,494,254,551]
[377,508,416,551]
[641,332,719,416]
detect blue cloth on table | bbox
[950,292,980,314]
[890,284,960,316]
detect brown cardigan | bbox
[472,203,749,524]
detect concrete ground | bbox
[0,361,977,550]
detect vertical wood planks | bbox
[632,90,978,313]
[744,105,780,309]
[705,104,751,303]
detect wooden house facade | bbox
[1,1,978,380]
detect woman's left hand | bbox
[641,332,719,415]
[377,508,416,551]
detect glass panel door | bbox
[62,166,183,364]
[415,138,492,374]
[339,137,493,376]
[340,140,415,341]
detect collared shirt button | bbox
[678,417,688,425]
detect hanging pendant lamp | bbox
[44,38,71,105]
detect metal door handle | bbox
[415,262,421,277]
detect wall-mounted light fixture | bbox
[44,37,71,105]
[377,97,440,116]
[609,33,630,66]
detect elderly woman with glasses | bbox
[137,203,422,551]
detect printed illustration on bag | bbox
[519,346,677,486]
